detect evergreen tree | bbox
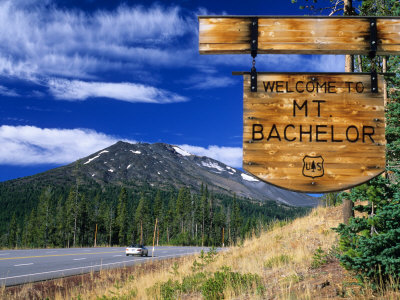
[36,187,53,248]
[230,195,242,245]
[54,196,66,247]
[116,187,128,245]
[7,213,17,248]
[333,0,400,287]
[65,188,80,247]
[135,193,150,244]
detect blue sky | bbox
[0,0,347,182]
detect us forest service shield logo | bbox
[302,155,324,179]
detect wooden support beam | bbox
[199,16,400,55]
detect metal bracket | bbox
[369,17,377,58]
[250,17,258,58]
[371,70,378,93]
[251,66,257,92]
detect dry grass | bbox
[2,205,400,299]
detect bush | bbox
[334,174,400,287]
[201,266,264,299]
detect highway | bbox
[0,246,211,286]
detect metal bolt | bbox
[252,86,255,90]
[251,76,255,80]
[371,22,375,26]
[252,40,256,43]
[373,87,376,91]
[372,77,376,80]
[372,41,376,44]
[248,140,253,144]
[253,21,256,26]
[374,118,380,122]
[311,77,316,81]
[311,182,315,185]
[248,162,252,165]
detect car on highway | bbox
[126,244,149,256]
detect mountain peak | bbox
[71,141,317,207]
[6,141,318,207]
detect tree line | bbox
[3,183,308,249]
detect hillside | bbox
[0,141,317,207]
[7,206,396,299]
[1,141,315,249]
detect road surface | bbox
[0,246,212,286]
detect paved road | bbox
[0,246,212,286]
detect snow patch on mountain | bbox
[241,173,259,182]
[227,166,236,173]
[201,161,224,172]
[127,164,132,169]
[130,150,141,154]
[173,146,191,157]
[83,150,109,165]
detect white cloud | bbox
[0,85,19,97]
[183,75,237,90]
[0,125,131,165]
[0,125,243,167]
[0,1,191,80]
[179,144,242,168]
[48,79,188,103]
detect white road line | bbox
[46,251,57,254]
[113,255,122,257]
[14,263,34,267]
[73,258,86,261]
[0,252,201,281]
[0,253,10,256]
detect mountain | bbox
[7,141,317,207]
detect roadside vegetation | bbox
[3,205,399,299]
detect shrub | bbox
[334,174,400,287]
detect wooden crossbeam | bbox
[199,16,400,55]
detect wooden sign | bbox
[240,73,386,193]
[199,16,400,55]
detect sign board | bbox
[199,16,400,55]
[240,73,385,193]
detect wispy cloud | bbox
[179,144,242,168]
[0,2,191,79]
[0,85,19,97]
[182,75,237,90]
[48,79,188,103]
[0,125,131,165]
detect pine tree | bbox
[36,187,53,248]
[116,187,128,245]
[65,188,80,247]
[230,195,242,245]
[7,213,17,248]
[333,0,400,287]
[135,193,150,244]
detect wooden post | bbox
[343,0,355,225]
[152,218,158,257]
[94,224,98,247]
[156,226,159,247]
[383,56,388,105]
[222,227,224,247]
[140,220,143,245]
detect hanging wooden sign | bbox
[199,16,400,55]
[239,72,386,193]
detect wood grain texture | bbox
[199,17,400,55]
[242,73,386,193]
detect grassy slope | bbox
[3,206,400,299]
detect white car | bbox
[126,244,149,257]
